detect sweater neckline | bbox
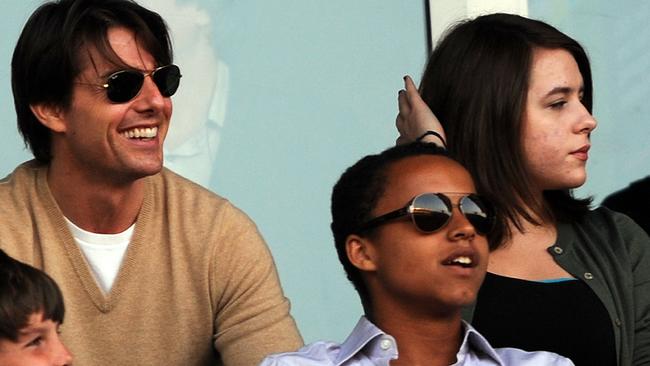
[36,165,155,313]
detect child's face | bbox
[0,311,72,366]
[361,155,489,314]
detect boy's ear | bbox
[346,234,378,272]
[29,103,67,133]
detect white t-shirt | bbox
[65,217,134,294]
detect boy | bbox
[0,250,72,366]
[262,143,573,365]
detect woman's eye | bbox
[549,101,567,109]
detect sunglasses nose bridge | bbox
[446,202,477,241]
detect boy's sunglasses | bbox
[358,192,495,235]
[81,64,182,103]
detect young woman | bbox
[396,13,650,366]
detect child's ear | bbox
[29,103,67,133]
[346,234,378,272]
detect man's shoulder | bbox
[0,161,51,262]
[0,160,47,211]
[157,167,223,198]
[152,167,230,208]
[150,167,256,228]
[0,160,44,188]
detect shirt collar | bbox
[334,316,398,365]
[456,320,503,365]
[336,318,503,366]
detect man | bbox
[1,0,302,364]
[262,143,573,365]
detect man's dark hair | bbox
[0,250,65,341]
[331,142,502,313]
[419,13,592,247]
[12,0,173,163]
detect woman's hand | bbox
[396,75,446,147]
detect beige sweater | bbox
[0,162,303,365]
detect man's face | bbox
[362,155,489,316]
[54,26,172,182]
[0,312,72,366]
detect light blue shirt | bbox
[260,317,574,366]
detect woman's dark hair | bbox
[419,13,592,246]
[12,0,173,163]
[0,250,65,341]
[331,142,503,313]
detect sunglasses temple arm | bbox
[358,206,411,231]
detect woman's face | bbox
[522,47,597,192]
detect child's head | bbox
[331,143,499,317]
[0,250,72,366]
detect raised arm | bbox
[396,75,447,148]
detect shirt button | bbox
[584,272,594,280]
[553,246,563,255]
[380,338,392,350]
[615,318,622,327]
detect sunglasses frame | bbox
[78,64,182,103]
[358,192,494,235]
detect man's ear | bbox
[346,234,378,272]
[29,103,67,133]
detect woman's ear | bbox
[29,103,67,133]
[346,234,378,272]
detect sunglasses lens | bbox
[411,194,451,232]
[461,195,494,234]
[152,65,181,97]
[106,71,144,103]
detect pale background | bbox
[0,0,647,343]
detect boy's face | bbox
[360,155,489,316]
[0,312,72,366]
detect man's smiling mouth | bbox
[120,126,158,139]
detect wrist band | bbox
[415,130,447,149]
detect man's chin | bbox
[123,160,164,180]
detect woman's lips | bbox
[570,145,590,161]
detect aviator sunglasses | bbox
[80,64,182,103]
[358,193,495,235]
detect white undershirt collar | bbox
[64,217,135,294]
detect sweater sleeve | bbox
[209,203,303,365]
[620,214,650,365]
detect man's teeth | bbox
[451,256,472,265]
[121,127,158,139]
